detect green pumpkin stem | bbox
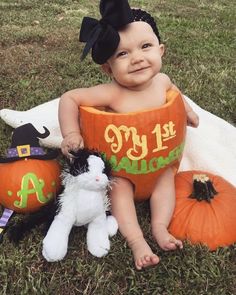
[189,174,218,202]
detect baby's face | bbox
[104,21,164,90]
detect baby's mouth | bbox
[129,67,150,73]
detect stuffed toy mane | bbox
[42,148,118,261]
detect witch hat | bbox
[0,123,58,163]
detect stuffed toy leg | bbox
[43,211,118,261]
[87,213,118,257]
[42,213,75,262]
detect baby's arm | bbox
[168,81,199,128]
[181,98,199,127]
[59,83,117,156]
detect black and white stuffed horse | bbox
[42,149,118,261]
[8,149,118,260]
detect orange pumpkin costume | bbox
[80,89,187,201]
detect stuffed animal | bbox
[42,149,118,261]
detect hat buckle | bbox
[17,145,30,158]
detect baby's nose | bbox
[95,176,100,182]
[131,52,144,64]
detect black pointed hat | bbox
[0,123,58,163]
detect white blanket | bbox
[1,96,236,186]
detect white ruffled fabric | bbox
[1,96,236,186]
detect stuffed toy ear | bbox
[67,149,112,177]
[102,157,113,179]
[67,149,100,176]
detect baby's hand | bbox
[187,110,199,128]
[61,132,84,157]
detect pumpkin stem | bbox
[189,174,218,202]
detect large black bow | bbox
[79,0,133,64]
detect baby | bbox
[59,0,199,270]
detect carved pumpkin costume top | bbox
[80,90,187,201]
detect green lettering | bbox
[149,157,159,172]
[104,141,185,175]
[157,156,170,169]
[116,157,133,173]
[109,155,118,169]
[140,159,148,174]
[14,173,52,209]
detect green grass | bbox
[0,0,236,294]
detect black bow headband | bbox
[79,0,161,65]
[79,0,133,65]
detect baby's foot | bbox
[152,223,183,251]
[128,236,160,270]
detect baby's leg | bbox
[150,167,183,250]
[110,177,159,270]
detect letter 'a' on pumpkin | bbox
[80,89,187,201]
[0,159,61,213]
[169,171,236,250]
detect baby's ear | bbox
[159,44,165,57]
[101,63,113,76]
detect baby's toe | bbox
[151,254,160,264]
[135,258,143,270]
[175,239,183,249]
[143,255,151,264]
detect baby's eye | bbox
[116,51,127,58]
[142,43,152,49]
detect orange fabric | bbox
[80,89,187,201]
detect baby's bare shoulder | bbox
[156,73,171,82]
[155,73,172,89]
[95,82,121,101]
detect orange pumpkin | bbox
[80,89,186,201]
[169,171,236,250]
[0,159,61,213]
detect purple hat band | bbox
[7,145,45,158]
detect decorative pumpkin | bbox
[0,159,61,213]
[80,89,186,201]
[0,123,61,213]
[169,171,236,250]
